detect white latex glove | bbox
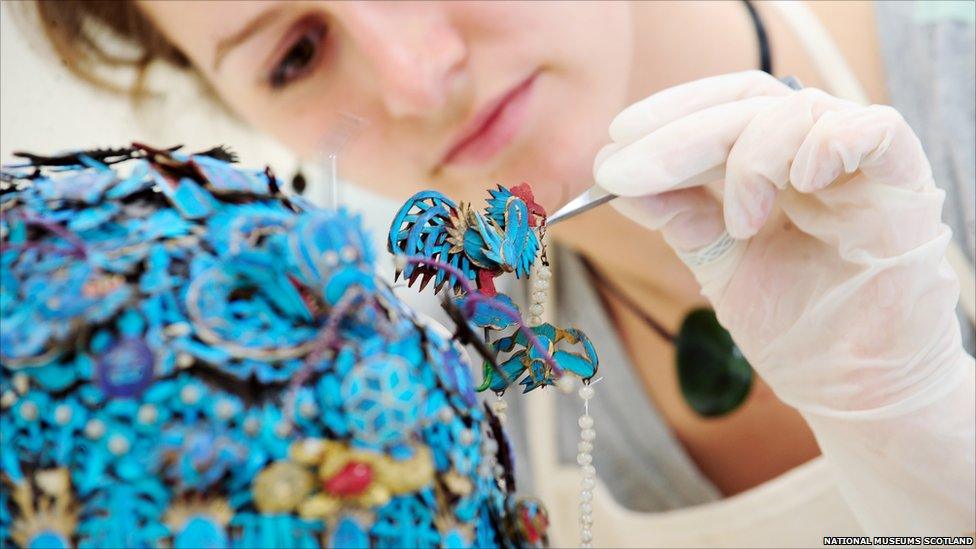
[594,71,975,535]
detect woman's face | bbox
[139,1,633,209]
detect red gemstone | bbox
[520,507,549,544]
[324,461,373,496]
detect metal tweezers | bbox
[547,75,803,227]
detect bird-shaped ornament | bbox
[389,183,545,296]
[389,183,599,394]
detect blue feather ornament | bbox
[0,144,547,548]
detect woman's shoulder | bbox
[804,1,890,104]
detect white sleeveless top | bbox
[521,3,896,546]
[523,247,866,548]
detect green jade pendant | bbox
[674,308,753,417]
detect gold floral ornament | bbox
[6,468,79,548]
[258,438,437,519]
[251,461,316,514]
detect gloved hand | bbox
[594,70,975,535]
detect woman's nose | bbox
[337,4,467,119]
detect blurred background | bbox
[2,1,973,329]
[0,3,403,277]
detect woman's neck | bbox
[552,1,766,317]
[627,1,760,102]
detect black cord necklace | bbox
[744,0,773,74]
[579,2,771,417]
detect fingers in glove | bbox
[596,96,781,197]
[609,70,793,144]
[791,104,933,193]
[611,186,725,252]
[592,142,624,181]
[724,88,858,238]
[781,105,944,257]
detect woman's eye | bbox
[269,21,327,89]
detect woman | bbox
[27,1,975,546]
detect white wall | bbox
[0,5,292,167]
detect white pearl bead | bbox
[85,419,106,439]
[299,401,318,418]
[493,463,506,478]
[555,376,575,394]
[0,391,17,409]
[579,386,594,400]
[582,464,596,478]
[323,251,339,267]
[484,437,499,454]
[529,304,544,316]
[581,477,596,491]
[578,441,593,454]
[137,404,158,425]
[532,279,549,291]
[164,322,191,337]
[108,435,130,455]
[578,415,594,429]
[538,267,552,280]
[340,246,357,262]
[54,404,72,425]
[459,429,475,446]
[13,374,28,393]
[576,453,593,466]
[215,400,235,420]
[243,417,260,435]
[529,315,543,326]
[531,291,547,302]
[580,428,596,442]
[180,385,201,405]
[579,502,593,515]
[491,399,508,413]
[274,421,291,437]
[580,513,594,526]
[580,490,593,502]
[300,439,325,455]
[581,529,593,543]
[19,401,38,421]
[438,407,454,422]
[176,352,194,369]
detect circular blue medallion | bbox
[95,337,155,398]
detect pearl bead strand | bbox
[528,259,551,327]
[578,382,596,547]
[488,393,509,491]
[491,393,508,425]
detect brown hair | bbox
[27,1,191,96]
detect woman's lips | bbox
[441,72,539,167]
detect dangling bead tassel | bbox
[578,381,596,548]
[480,424,507,493]
[528,259,551,327]
[491,392,508,425]
[485,392,509,492]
